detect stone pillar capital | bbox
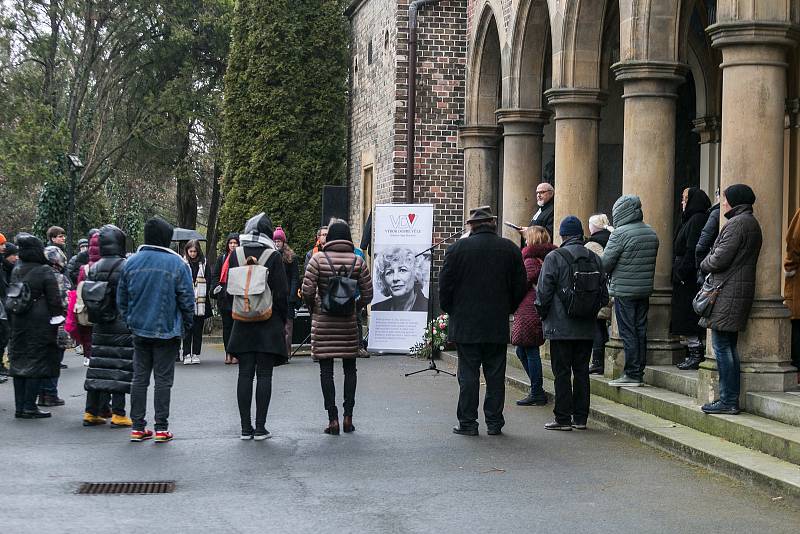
[544,88,607,121]
[692,116,721,144]
[612,61,688,100]
[458,124,501,149]
[495,108,551,137]
[707,21,799,52]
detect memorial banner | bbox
[368,204,434,353]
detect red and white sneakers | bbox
[154,431,174,443]
[130,429,153,442]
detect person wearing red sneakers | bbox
[118,217,195,443]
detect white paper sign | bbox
[368,204,434,353]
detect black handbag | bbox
[4,282,33,315]
[692,271,735,318]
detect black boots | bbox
[588,349,604,375]
[677,345,705,370]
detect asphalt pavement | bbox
[1,346,799,533]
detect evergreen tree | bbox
[220,0,348,251]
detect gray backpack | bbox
[226,247,276,322]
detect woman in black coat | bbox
[211,233,240,364]
[181,239,212,365]
[8,233,64,419]
[83,225,133,427]
[227,214,288,440]
[671,187,711,370]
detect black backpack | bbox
[4,282,33,315]
[320,252,358,317]
[82,259,123,324]
[554,247,608,319]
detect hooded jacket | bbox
[117,217,195,339]
[699,204,762,332]
[602,195,660,298]
[670,188,710,335]
[84,225,134,393]
[226,214,290,362]
[8,234,64,378]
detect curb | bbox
[441,351,800,502]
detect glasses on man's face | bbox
[536,190,550,196]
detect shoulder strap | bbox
[235,246,246,266]
[346,253,358,278]
[256,248,275,266]
[322,251,336,273]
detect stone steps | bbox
[645,365,698,398]
[747,390,800,428]
[441,350,800,501]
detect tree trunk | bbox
[176,124,197,229]
[206,158,222,256]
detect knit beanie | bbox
[723,184,756,208]
[0,233,6,246]
[273,226,287,243]
[144,217,174,248]
[4,243,18,255]
[326,220,352,243]
[559,215,584,238]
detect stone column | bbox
[608,61,687,373]
[496,108,551,243]
[543,88,607,238]
[692,116,721,197]
[696,22,798,404]
[459,125,502,218]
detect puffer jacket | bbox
[603,195,660,298]
[302,240,372,359]
[699,204,762,332]
[85,225,133,394]
[535,237,608,340]
[8,235,64,378]
[512,243,556,347]
[695,204,721,269]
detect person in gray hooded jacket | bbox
[602,195,659,387]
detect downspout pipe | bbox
[405,0,440,204]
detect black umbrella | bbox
[171,228,205,242]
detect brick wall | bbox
[349,0,467,310]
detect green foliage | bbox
[220,0,349,252]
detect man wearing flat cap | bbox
[439,206,527,436]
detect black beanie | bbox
[723,184,756,208]
[144,217,174,248]
[326,221,352,243]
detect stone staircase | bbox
[442,345,800,500]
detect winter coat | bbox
[535,237,606,340]
[302,239,372,359]
[695,204,721,269]
[439,226,527,344]
[512,243,556,347]
[529,199,554,240]
[226,237,289,362]
[8,237,64,378]
[670,189,711,335]
[282,249,300,319]
[699,204,762,332]
[784,208,800,319]
[85,225,133,394]
[603,195,660,298]
[66,250,89,286]
[211,252,233,313]
[117,239,195,340]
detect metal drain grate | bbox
[76,481,176,495]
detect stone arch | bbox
[618,0,684,62]
[466,4,505,125]
[553,0,611,88]
[507,0,553,109]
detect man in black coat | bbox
[439,206,527,436]
[528,182,555,239]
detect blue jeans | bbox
[711,329,740,406]
[515,345,546,400]
[615,297,649,380]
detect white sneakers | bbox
[83,357,90,367]
[183,355,201,365]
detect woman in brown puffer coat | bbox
[302,220,372,435]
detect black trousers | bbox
[456,342,506,431]
[221,310,234,352]
[792,320,800,369]
[131,336,179,432]
[549,339,593,425]
[0,319,9,372]
[182,316,205,356]
[318,358,357,420]
[13,377,41,413]
[237,352,274,430]
[615,297,650,380]
[85,390,126,416]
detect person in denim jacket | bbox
[116,217,194,443]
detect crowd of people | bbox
[1,180,795,439]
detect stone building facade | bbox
[349,0,800,406]
[346,0,467,308]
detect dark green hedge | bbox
[219,0,349,253]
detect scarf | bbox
[193,261,207,317]
[219,252,232,284]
